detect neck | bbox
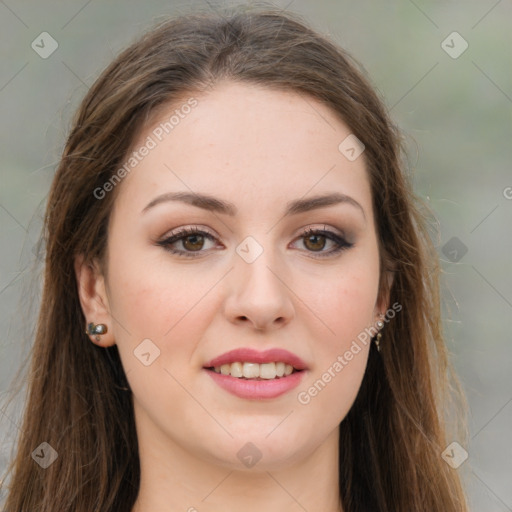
[131,421,343,512]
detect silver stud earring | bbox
[86,322,108,342]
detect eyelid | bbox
[160,224,217,240]
[293,223,346,239]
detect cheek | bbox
[107,249,213,339]
[301,254,380,346]
[294,275,374,428]
[105,253,223,390]
[332,271,377,338]
[307,269,375,373]
[293,250,379,416]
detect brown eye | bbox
[303,233,327,252]
[157,227,218,258]
[182,234,205,251]
[293,227,354,258]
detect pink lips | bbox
[203,348,307,371]
[203,348,308,400]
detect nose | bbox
[223,247,295,331]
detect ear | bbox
[74,254,116,347]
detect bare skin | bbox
[76,81,391,512]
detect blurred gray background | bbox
[1,1,511,510]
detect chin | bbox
[200,432,307,472]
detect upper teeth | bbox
[212,362,295,379]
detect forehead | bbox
[113,81,372,220]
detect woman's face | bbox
[96,81,387,470]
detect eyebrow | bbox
[142,191,366,221]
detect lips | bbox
[203,347,308,371]
[203,347,308,399]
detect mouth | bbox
[203,348,308,399]
[204,361,303,380]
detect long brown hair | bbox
[2,5,468,511]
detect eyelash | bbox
[156,225,354,259]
